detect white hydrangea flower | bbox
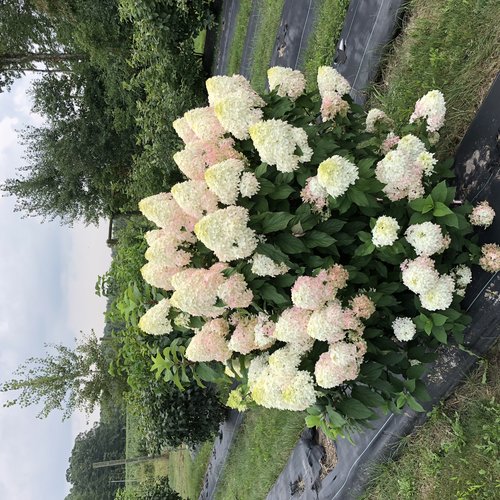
[239,172,260,198]
[183,106,225,141]
[392,317,416,342]
[372,216,400,247]
[409,90,446,132]
[453,265,472,297]
[365,108,392,133]
[267,66,306,100]
[317,155,359,198]
[317,66,351,97]
[470,201,495,228]
[315,342,362,388]
[214,94,264,140]
[251,253,289,277]
[171,180,218,219]
[307,301,345,342]
[249,119,313,172]
[420,274,455,311]
[205,159,245,205]
[401,256,440,295]
[405,222,446,256]
[172,116,197,144]
[195,206,257,262]
[138,298,172,336]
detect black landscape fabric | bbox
[214,0,242,75]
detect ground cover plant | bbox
[302,0,350,91]
[135,66,499,440]
[362,345,500,500]
[249,0,286,92]
[215,407,306,500]
[371,0,500,157]
[226,0,253,76]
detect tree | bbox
[0,331,121,419]
[66,413,126,500]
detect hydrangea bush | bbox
[138,67,499,438]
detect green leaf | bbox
[274,233,309,254]
[407,363,427,379]
[351,386,385,407]
[354,241,375,256]
[409,195,434,213]
[255,163,267,177]
[431,181,448,203]
[326,406,347,427]
[440,212,459,228]
[433,202,454,217]
[338,398,374,420]
[304,230,336,248]
[259,283,289,305]
[316,218,346,234]
[273,274,297,287]
[257,179,275,196]
[196,363,221,383]
[358,157,377,177]
[260,212,295,233]
[305,414,321,428]
[269,184,295,200]
[432,326,447,344]
[406,395,425,412]
[349,187,369,207]
[255,242,291,266]
[431,313,447,326]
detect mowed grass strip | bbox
[215,408,306,500]
[303,0,350,90]
[249,0,286,92]
[370,0,500,156]
[167,441,213,500]
[226,0,253,76]
[362,346,500,500]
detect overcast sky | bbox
[0,77,112,499]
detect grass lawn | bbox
[215,408,306,500]
[250,0,285,92]
[362,345,500,499]
[302,0,349,90]
[370,0,500,156]
[167,442,213,500]
[226,0,253,76]
[194,30,207,54]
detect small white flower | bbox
[392,317,416,342]
[372,216,400,247]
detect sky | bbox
[0,77,112,499]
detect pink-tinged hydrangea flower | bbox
[172,116,197,144]
[392,317,416,342]
[401,256,440,295]
[409,90,446,133]
[228,314,258,354]
[470,201,495,228]
[171,180,219,220]
[372,216,400,247]
[323,264,349,290]
[479,243,500,273]
[141,262,179,291]
[218,273,253,308]
[267,66,306,100]
[205,159,245,205]
[307,301,345,342]
[183,106,225,141]
[300,176,329,214]
[170,264,226,317]
[138,298,172,336]
[249,119,313,172]
[315,342,362,388]
[375,134,435,201]
[405,222,446,256]
[320,91,349,122]
[139,192,196,232]
[365,108,393,133]
[420,274,455,311]
[350,294,375,320]
[195,206,258,262]
[380,132,400,154]
[341,309,364,333]
[185,318,231,362]
[144,235,192,268]
[291,275,332,310]
[239,172,260,198]
[275,307,313,352]
[251,254,289,277]
[317,155,359,198]
[174,138,242,180]
[317,66,351,96]
[253,313,276,349]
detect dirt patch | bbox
[316,429,338,479]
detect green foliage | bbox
[116,476,181,500]
[226,0,253,76]
[66,410,126,500]
[370,0,500,156]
